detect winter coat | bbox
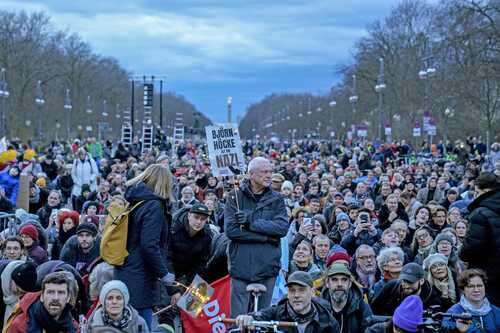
[341,229,382,256]
[0,171,19,205]
[252,297,340,333]
[36,203,61,229]
[370,279,442,316]
[442,301,500,333]
[416,187,445,205]
[0,197,14,214]
[87,305,149,333]
[460,189,500,306]
[3,292,78,333]
[60,235,101,275]
[26,243,48,266]
[321,284,373,333]
[224,180,289,282]
[167,207,214,288]
[71,155,98,197]
[114,182,171,310]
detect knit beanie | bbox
[19,224,39,241]
[11,262,39,292]
[336,212,350,223]
[76,222,98,237]
[393,295,423,332]
[326,251,351,267]
[99,280,130,306]
[434,233,454,246]
[281,180,293,192]
[423,253,448,271]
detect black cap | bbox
[189,203,210,216]
[286,271,313,288]
[76,222,98,237]
[12,262,39,292]
[399,263,424,283]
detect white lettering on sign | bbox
[203,299,226,333]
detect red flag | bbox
[180,275,231,333]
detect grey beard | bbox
[330,289,348,304]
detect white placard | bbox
[413,127,421,137]
[427,125,436,136]
[384,127,392,136]
[205,124,246,176]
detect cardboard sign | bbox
[206,125,246,176]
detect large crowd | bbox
[0,135,499,333]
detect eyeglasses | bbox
[357,255,375,261]
[417,233,430,240]
[465,284,485,290]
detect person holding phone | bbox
[341,209,381,255]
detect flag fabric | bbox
[180,275,231,333]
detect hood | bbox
[125,182,163,203]
[468,189,500,215]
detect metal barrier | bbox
[0,213,18,238]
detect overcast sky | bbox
[2,0,404,122]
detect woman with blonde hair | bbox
[115,164,175,330]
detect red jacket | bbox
[4,292,40,333]
[4,292,78,333]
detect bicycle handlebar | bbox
[219,317,298,327]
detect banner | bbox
[180,275,231,333]
[206,125,246,176]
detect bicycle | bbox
[219,317,298,333]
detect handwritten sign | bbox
[206,124,246,176]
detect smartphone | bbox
[303,218,312,226]
[359,213,370,223]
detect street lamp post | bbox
[35,80,45,141]
[64,89,72,140]
[349,74,359,129]
[419,42,437,145]
[0,68,10,137]
[329,100,336,140]
[227,97,232,124]
[443,107,455,155]
[375,58,387,141]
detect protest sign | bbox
[206,125,246,176]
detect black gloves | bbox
[235,211,249,229]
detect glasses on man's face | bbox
[357,255,375,261]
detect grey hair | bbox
[355,244,375,259]
[376,247,404,272]
[247,157,270,174]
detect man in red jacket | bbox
[4,271,78,333]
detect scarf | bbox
[429,269,457,303]
[286,301,318,324]
[356,267,376,289]
[459,295,492,317]
[1,260,24,325]
[28,300,75,333]
[58,227,77,245]
[102,305,132,330]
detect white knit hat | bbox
[99,280,130,306]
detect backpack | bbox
[100,198,144,266]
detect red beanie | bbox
[326,251,351,267]
[19,224,39,241]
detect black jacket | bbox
[167,207,213,287]
[60,235,100,275]
[115,182,171,309]
[370,279,442,316]
[377,203,409,230]
[321,284,373,333]
[253,298,340,333]
[36,203,61,228]
[460,189,500,306]
[224,181,289,281]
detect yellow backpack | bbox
[100,198,144,266]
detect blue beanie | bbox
[99,280,130,306]
[393,295,423,332]
[336,212,350,223]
